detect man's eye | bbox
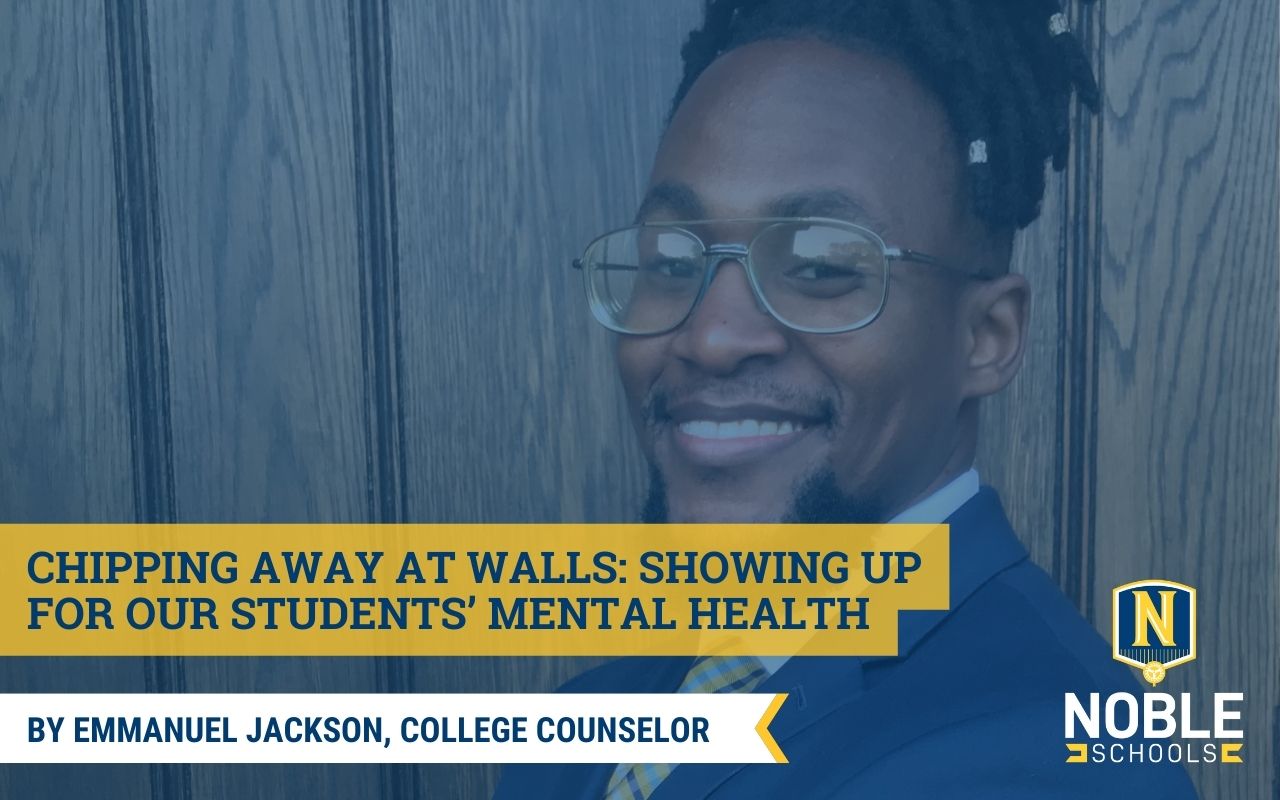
[781,261,869,299]
[787,262,861,281]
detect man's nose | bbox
[669,260,789,374]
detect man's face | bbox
[620,39,999,523]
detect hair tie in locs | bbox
[668,0,1102,229]
[968,139,989,165]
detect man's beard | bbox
[639,464,885,524]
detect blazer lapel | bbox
[866,487,1028,663]
[531,655,696,800]
[651,487,1028,799]
[647,655,866,800]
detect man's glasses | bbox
[572,217,986,335]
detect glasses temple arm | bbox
[886,248,992,278]
[572,259,638,272]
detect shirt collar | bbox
[757,468,980,675]
[887,468,980,524]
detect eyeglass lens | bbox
[583,221,888,334]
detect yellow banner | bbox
[0,523,948,657]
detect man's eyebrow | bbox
[766,190,893,232]
[634,181,706,222]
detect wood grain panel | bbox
[144,0,383,797]
[392,0,702,527]
[146,0,369,524]
[390,1,701,795]
[1093,1,1279,797]
[0,1,150,797]
[0,2,135,522]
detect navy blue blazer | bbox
[493,488,1198,799]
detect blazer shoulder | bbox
[975,559,1139,693]
[873,556,1146,717]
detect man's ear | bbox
[960,273,1030,399]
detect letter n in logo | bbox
[1112,580,1196,686]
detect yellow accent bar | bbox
[1065,743,1088,763]
[1221,743,1244,763]
[756,693,789,764]
[0,523,949,657]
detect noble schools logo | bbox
[1064,580,1244,766]
[1112,580,1196,687]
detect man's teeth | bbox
[676,420,806,439]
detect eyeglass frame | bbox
[571,216,992,336]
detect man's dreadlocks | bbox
[670,0,1100,230]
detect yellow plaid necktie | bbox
[602,655,769,800]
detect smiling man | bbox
[495,1,1197,798]
[622,45,1004,526]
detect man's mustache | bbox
[643,379,837,426]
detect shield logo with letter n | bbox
[1112,580,1196,686]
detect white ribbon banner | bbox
[0,693,787,764]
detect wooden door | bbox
[1,1,1274,797]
